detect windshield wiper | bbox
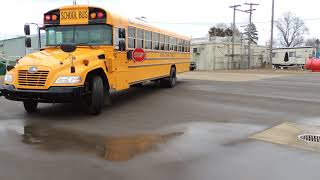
[77,43,94,48]
[54,43,61,48]
[50,43,94,49]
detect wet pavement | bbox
[1,72,320,179]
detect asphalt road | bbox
[1,71,320,180]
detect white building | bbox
[0,35,45,65]
[272,46,315,68]
[191,36,269,70]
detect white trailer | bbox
[272,46,315,69]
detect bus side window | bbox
[169,36,174,51]
[159,34,165,50]
[185,41,188,52]
[170,37,176,51]
[114,27,126,51]
[145,31,152,49]
[128,26,136,49]
[173,38,177,51]
[182,40,185,52]
[152,32,159,50]
[137,28,144,49]
[177,39,182,52]
[114,28,119,50]
[165,35,169,51]
[118,28,126,51]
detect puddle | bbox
[22,124,183,161]
[0,120,24,134]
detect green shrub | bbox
[0,62,6,75]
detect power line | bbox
[149,17,320,26]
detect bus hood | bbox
[16,48,105,67]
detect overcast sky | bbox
[0,0,319,45]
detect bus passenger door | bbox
[113,27,129,90]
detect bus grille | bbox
[18,70,49,87]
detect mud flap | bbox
[104,91,112,106]
[0,86,3,97]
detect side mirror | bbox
[60,43,77,53]
[119,28,126,39]
[119,40,126,51]
[24,24,31,36]
[25,37,31,48]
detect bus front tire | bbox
[160,67,177,88]
[85,76,105,115]
[23,101,38,113]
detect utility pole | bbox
[244,3,259,69]
[240,33,244,68]
[269,0,275,68]
[229,5,241,69]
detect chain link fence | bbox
[192,42,269,70]
[213,55,264,70]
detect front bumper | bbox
[0,84,84,103]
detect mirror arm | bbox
[37,27,41,49]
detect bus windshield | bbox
[46,24,113,46]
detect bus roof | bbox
[56,5,190,40]
[126,17,190,40]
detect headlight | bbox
[55,76,82,84]
[4,74,13,83]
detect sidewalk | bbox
[178,70,307,82]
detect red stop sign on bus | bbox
[132,48,145,62]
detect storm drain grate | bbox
[298,134,320,143]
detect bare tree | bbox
[216,23,229,29]
[305,38,319,47]
[275,12,308,47]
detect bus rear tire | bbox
[84,76,104,115]
[23,101,38,113]
[160,66,177,88]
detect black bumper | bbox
[0,84,84,103]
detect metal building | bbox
[0,35,45,66]
[191,36,270,70]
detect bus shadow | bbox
[25,81,185,120]
[107,81,186,110]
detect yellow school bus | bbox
[0,5,191,114]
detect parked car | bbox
[190,62,196,71]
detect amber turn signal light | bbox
[52,15,57,21]
[90,13,97,19]
[83,60,89,66]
